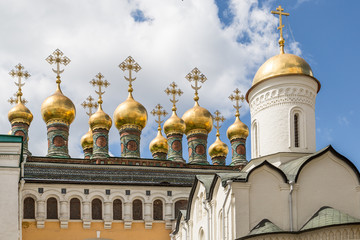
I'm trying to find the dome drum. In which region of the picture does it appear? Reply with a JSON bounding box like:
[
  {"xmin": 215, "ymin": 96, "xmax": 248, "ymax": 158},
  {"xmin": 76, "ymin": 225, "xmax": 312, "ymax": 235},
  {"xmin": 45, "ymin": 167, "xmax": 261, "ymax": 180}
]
[
  {"xmin": 46, "ymin": 122, "xmax": 70, "ymax": 158},
  {"xmin": 10, "ymin": 122, "xmax": 31, "ymax": 156},
  {"xmin": 166, "ymin": 133, "xmax": 185, "ymax": 162},
  {"xmin": 91, "ymin": 128, "xmax": 110, "ymax": 159},
  {"xmin": 120, "ymin": 128, "xmax": 141, "ymax": 158},
  {"xmin": 187, "ymin": 132, "xmax": 209, "ymax": 165}
]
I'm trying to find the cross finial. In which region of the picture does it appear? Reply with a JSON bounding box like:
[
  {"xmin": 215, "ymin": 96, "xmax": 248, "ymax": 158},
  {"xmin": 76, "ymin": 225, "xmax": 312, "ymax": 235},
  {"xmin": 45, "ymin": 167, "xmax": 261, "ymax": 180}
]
[
  {"xmin": 9, "ymin": 63, "xmax": 30, "ymax": 104},
  {"xmin": 90, "ymin": 73, "xmax": 110, "ymax": 106},
  {"xmin": 119, "ymin": 56, "xmax": 141, "ymax": 93},
  {"xmin": 213, "ymin": 110, "xmax": 225, "ymax": 137},
  {"xmin": 271, "ymin": 5, "xmax": 290, "ymax": 54},
  {"xmin": 151, "ymin": 104, "xmax": 168, "ymax": 131},
  {"xmin": 8, "ymin": 93, "xmax": 28, "ymax": 105},
  {"xmin": 229, "ymin": 88, "xmax": 244, "ymax": 117},
  {"xmin": 46, "ymin": 49, "xmax": 71, "ymax": 88},
  {"xmin": 165, "ymin": 82, "xmax": 183, "ymax": 112},
  {"xmin": 81, "ymin": 95, "xmax": 98, "ymax": 117},
  {"xmin": 185, "ymin": 67, "xmax": 207, "ymax": 103}
]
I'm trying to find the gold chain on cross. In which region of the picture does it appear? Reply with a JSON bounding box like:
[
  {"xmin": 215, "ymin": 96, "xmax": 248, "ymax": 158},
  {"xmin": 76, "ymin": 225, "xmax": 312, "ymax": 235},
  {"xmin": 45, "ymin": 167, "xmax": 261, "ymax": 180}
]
[
  {"xmin": 165, "ymin": 82, "xmax": 183, "ymax": 112},
  {"xmin": 229, "ymin": 88, "xmax": 244, "ymax": 117},
  {"xmin": 119, "ymin": 56, "xmax": 141, "ymax": 93},
  {"xmin": 8, "ymin": 63, "xmax": 30, "ymax": 104},
  {"xmin": 271, "ymin": 5, "xmax": 290, "ymax": 54},
  {"xmin": 151, "ymin": 104, "xmax": 168, "ymax": 130},
  {"xmin": 46, "ymin": 49, "xmax": 71, "ymax": 86},
  {"xmin": 213, "ymin": 110, "xmax": 225, "ymax": 137},
  {"xmin": 81, "ymin": 95, "xmax": 98, "ymax": 116},
  {"xmin": 90, "ymin": 73, "xmax": 110, "ymax": 106},
  {"xmin": 185, "ymin": 67, "xmax": 207, "ymax": 102}
]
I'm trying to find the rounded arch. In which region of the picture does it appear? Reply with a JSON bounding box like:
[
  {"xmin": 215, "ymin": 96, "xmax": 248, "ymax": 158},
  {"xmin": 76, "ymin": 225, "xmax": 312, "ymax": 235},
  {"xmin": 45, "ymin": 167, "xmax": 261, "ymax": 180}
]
[
  {"xmin": 246, "ymin": 161, "xmax": 288, "ymax": 183},
  {"xmin": 113, "ymin": 198, "xmax": 123, "ymax": 220},
  {"xmin": 174, "ymin": 199, "xmax": 188, "ymax": 219},
  {"xmin": 46, "ymin": 197, "xmax": 58, "ymax": 219},
  {"xmin": 69, "ymin": 197, "xmax": 81, "ymax": 220},
  {"xmin": 41, "ymin": 190, "xmax": 62, "ymax": 202},
  {"xmin": 289, "ymin": 106, "xmax": 306, "ymax": 149},
  {"xmin": 23, "ymin": 196, "xmax": 35, "ymax": 219},
  {"xmin": 109, "ymin": 194, "xmax": 125, "ymax": 203},
  {"xmin": 22, "ymin": 192, "xmax": 38, "ymax": 202},
  {"xmin": 87, "ymin": 191, "xmax": 106, "ymax": 202},
  {"xmin": 64, "ymin": 190, "xmax": 85, "ymax": 202},
  {"xmin": 251, "ymin": 119, "xmax": 260, "ymax": 158},
  {"xmin": 153, "ymin": 199, "xmax": 164, "ymax": 220},
  {"xmin": 91, "ymin": 198, "xmax": 103, "ymax": 220},
  {"xmin": 132, "ymin": 199, "xmax": 143, "ymax": 220}
]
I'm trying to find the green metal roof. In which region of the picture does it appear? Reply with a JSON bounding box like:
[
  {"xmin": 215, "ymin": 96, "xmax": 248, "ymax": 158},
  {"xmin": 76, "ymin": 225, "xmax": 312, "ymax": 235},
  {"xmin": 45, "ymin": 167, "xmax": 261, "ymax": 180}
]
[
  {"xmin": 196, "ymin": 175, "xmax": 216, "ymax": 199},
  {"xmin": 301, "ymin": 206, "xmax": 360, "ymax": 231},
  {"xmin": 279, "ymin": 146, "xmax": 330, "ymax": 181},
  {"xmin": 0, "ymin": 134, "xmax": 22, "ymax": 143},
  {"xmin": 248, "ymin": 219, "xmax": 283, "ymax": 236}
]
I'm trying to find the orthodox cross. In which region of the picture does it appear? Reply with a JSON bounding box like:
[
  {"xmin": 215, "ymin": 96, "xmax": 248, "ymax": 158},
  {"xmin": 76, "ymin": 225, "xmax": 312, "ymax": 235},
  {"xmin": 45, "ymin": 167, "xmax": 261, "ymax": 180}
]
[
  {"xmin": 89, "ymin": 73, "xmax": 110, "ymax": 106},
  {"xmin": 8, "ymin": 63, "xmax": 30, "ymax": 104},
  {"xmin": 213, "ymin": 110, "xmax": 225, "ymax": 137},
  {"xmin": 46, "ymin": 49, "xmax": 71, "ymax": 86},
  {"xmin": 271, "ymin": 5, "xmax": 289, "ymax": 54},
  {"xmin": 81, "ymin": 95, "xmax": 98, "ymax": 117},
  {"xmin": 229, "ymin": 88, "xmax": 244, "ymax": 117},
  {"xmin": 119, "ymin": 56, "xmax": 141, "ymax": 93},
  {"xmin": 164, "ymin": 82, "xmax": 183, "ymax": 112},
  {"xmin": 185, "ymin": 67, "xmax": 207, "ymax": 102},
  {"xmin": 151, "ymin": 104, "xmax": 168, "ymax": 131}
]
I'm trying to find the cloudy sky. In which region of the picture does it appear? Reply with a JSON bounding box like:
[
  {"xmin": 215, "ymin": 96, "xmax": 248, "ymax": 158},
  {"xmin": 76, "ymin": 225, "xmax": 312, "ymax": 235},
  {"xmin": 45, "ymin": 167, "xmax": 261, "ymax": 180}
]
[{"xmin": 0, "ymin": 0, "xmax": 359, "ymax": 168}]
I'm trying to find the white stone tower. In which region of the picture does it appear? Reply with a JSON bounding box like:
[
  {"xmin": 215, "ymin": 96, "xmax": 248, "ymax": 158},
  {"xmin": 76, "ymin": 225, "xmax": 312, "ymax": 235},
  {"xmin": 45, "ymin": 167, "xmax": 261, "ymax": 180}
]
[{"xmin": 246, "ymin": 6, "xmax": 321, "ymax": 160}]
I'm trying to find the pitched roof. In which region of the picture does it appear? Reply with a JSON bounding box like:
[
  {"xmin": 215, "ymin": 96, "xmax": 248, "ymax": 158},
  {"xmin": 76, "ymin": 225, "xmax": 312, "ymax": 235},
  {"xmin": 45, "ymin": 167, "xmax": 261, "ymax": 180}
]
[
  {"xmin": 248, "ymin": 219, "xmax": 283, "ymax": 236},
  {"xmin": 301, "ymin": 206, "xmax": 360, "ymax": 231}
]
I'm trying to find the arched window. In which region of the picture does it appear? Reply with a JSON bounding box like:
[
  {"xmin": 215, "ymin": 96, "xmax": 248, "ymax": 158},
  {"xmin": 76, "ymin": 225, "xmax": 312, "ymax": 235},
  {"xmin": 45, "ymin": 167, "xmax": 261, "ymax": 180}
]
[
  {"xmin": 294, "ymin": 113, "xmax": 299, "ymax": 147},
  {"xmin": 47, "ymin": 197, "xmax": 58, "ymax": 219},
  {"xmin": 92, "ymin": 198, "xmax": 102, "ymax": 220},
  {"xmin": 253, "ymin": 122, "xmax": 259, "ymax": 158},
  {"xmin": 70, "ymin": 198, "xmax": 81, "ymax": 220},
  {"xmin": 23, "ymin": 197, "xmax": 35, "ymax": 219},
  {"xmin": 132, "ymin": 199, "xmax": 143, "ymax": 220},
  {"xmin": 113, "ymin": 199, "xmax": 122, "ymax": 220},
  {"xmin": 153, "ymin": 199, "xmax": 163, "ymax": 220},
  {"xmin": 174, "ymin": 200, "xmax": 188, "ymax": 219}
]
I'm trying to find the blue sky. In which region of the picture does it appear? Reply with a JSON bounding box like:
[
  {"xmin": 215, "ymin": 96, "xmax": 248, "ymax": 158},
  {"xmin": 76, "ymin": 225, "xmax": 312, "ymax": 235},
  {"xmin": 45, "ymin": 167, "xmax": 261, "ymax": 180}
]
[{"xmin": 0, "ymin": 0, "xmax": 358, "ymax": 169}]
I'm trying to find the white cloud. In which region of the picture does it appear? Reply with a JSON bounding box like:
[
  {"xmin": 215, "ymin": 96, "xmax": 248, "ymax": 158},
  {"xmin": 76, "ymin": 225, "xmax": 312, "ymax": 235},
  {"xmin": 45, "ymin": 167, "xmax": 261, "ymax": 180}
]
[{"xmin": 0, "ymin": 0, "xmax": 300, "ymax": 159}]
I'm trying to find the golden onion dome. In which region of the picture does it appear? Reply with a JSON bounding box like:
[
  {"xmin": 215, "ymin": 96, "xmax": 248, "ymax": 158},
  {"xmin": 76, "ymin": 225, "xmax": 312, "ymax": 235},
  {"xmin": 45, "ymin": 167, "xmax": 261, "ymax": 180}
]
[
  {"xmin": 164, "ymin": 111, "xmax": 186, "ymax": 135},
  {"xmin": 149, "ymin": 129, "xmax": 168, "ymax": 154},
  {"xmin": 113, "ymin": 93, "xmax": 147, "ymax": 130},
  {"xmin": 41, "ymin": 87, "xmax": 76, "ymax": 125},
  {"xmin": 247, "ymin": 53, "xmax": 320, "ymax": 101},
  {"xmin": 209, "ymin": 136, "xmax": 229, "ymax": 158},
  {"xmin": 80, "ymin": 128, "xmax": 93, "ymax": 150},
  {"xmin": 227, "ymin": 116, "xmax": 249, "ymax": 141},
  {"xmin": 8, "ymin": 101, "xmax": 33, "ymax": 125},
  {"xmin": 89, "ymin": 106, "xmax": 112, "ymax": 131},
  {"xmin": 182, "ymin": 102, "xmax": 213, "ymax": 135}
]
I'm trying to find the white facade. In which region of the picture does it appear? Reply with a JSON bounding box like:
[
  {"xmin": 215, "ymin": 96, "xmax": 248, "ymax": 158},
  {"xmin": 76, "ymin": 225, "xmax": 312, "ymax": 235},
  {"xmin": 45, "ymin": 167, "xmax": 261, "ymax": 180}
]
[
  {"xmin": 0, "ymin": 139, "xmax": 22, "ymax": 240},
  {"xmin": 172, "ymin": 147, "xmax": 360, "ymax": 239},
  {"xmin": 247, "ymin": 75, "xmax": 319, "ymax": 159}
]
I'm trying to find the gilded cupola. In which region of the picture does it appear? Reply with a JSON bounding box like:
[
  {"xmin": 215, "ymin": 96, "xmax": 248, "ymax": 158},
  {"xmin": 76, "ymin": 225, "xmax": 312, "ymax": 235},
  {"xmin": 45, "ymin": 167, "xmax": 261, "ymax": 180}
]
[
  {"xmin": 182, "ymin": 68, "xmax": 213, "ymax": 135},
  {"xmin": 80, "ymin": 128, "xmax": 93, "ymax": 150},
  {"xmin": 80, "ymin": 95, "xmax": 98, "ymax": 156},
  {"xmin": 164, "ymin": 82, "xmax": 186, "ymax": 135},
  {"xmin": 113, "ymin": 56, "xmax": 147, "ymax": 131},
  {"xmin": 208, "ymin": 110, "xmax": 228, "ymax": 165},
  {"xmin": 149, "ymin": 104, "xmax": 168, "ymax": 159},
  {"xmin": 41, "ymin": 49, "xmax": 76, "ymax": 126},
  {"xmin": 227, "ymin": 89, "xmax": 249, "ymax": 141}
]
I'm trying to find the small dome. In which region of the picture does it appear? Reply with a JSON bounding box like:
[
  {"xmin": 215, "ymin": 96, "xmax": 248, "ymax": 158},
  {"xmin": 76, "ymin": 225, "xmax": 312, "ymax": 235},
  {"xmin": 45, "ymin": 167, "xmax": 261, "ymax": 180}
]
[
  {"xmin": 164, "ymin": 111, "xmax": 186, "ymax": 135},
  {"xmin": 182, "ymin": 102, "xmax": 213, "ymax": 135},
  {"xmin": 41, "ymin": 87, "xmax": 76, "ymax": 125},
  {"xmin": 209, "ymin": 136, "xmax": 229, "ymax": 158},
  {"xmin": 8, "ymin": 101, "xmax": 33, "ymax": 125},
  {"xmin": 113, "ymin": 93, "xmax": 147, "ymax": 130},
  {"xmin": 80, "ymin": 128, "xmax": 93, "ymax": 150},
  {"xmin": 149, "ymin": 130, "xmax": 168, "ymax": 154},
  {"xmin": 89, "ymin": 106, "xmax": 112, "ymax": 131},
  {"xmin": 227, "ymin": 116, "xmax": 249, "ymax": 141}
]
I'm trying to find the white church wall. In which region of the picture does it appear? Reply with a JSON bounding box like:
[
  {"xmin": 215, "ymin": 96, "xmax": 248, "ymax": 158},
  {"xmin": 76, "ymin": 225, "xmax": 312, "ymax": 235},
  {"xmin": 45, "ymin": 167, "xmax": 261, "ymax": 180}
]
[
  {"xmin": 248, "ymin": 75, "xmax": 318, "ymax": 158},
  {"xmin": 295, "ymin": 152, "xmax": 360, "ymax": 230}
]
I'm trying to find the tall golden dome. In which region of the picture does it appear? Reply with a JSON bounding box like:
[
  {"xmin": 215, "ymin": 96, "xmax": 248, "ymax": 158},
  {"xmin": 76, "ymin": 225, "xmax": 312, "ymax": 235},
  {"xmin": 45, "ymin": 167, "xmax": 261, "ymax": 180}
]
[
  {"xmin": 182, "ymin": 102, "xmax": 213, "ymax": 135},
  {"xmin": 209, "ymin": 136, "xmax": 228, "ymax": 158},
  {"xmin": 164, "ymin": 111, "xmax": 186, "ymax": 135},
  {"xmin": 227, "ymin": 116, "xmax": 249, "ymax": 141},
  {"xmin": 41, "ymin": 86, "xmax": 76, "ymax": 125},
  {"xmin": 8, "ymin": 100, "xmax": 33, "ymax": 125},
  {"xmin": 80, "ymin": 128, "xmax": 93, "ymax": 150},
  {"xmin": 89, "ymin": 106, "xmax": 112, "ymax": 131},
  {"xmin": 149, "ymin": 129, "xmax": 168, "ymax": 154},
  {"xmin": 113, "ymin": 92, "xmax": 147, "ymax": 130}
]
